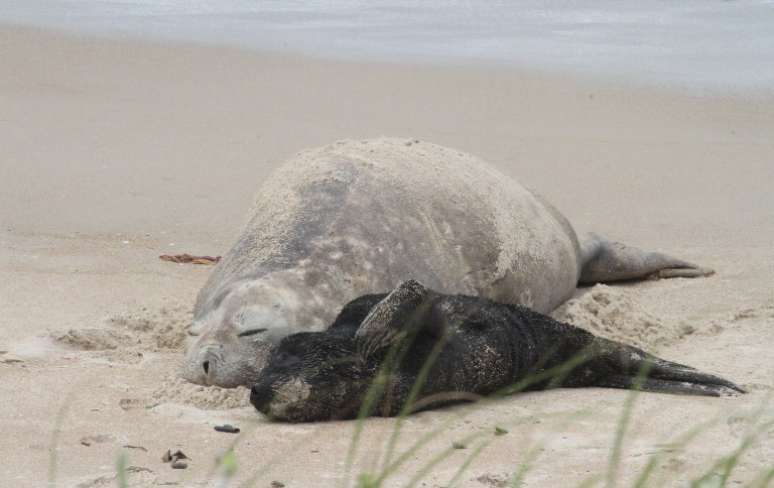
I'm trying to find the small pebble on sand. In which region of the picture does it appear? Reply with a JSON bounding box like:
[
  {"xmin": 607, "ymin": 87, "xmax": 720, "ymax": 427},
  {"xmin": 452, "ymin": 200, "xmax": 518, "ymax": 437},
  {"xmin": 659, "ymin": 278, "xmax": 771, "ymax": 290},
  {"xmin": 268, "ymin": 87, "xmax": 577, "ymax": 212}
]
[{"xmin": 214, "ymin": 424, "xmax": 240, "ymax": 434}]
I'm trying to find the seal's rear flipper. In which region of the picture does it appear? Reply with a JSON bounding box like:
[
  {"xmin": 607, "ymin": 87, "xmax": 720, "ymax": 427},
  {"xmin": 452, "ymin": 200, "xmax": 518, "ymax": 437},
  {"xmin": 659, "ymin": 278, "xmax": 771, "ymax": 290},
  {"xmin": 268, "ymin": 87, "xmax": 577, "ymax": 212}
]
[
  {"xmin": 594, "ymin": 375, "xmax": 742, "ymax": 397},
  {"xmin": 647, "ymin": 358, "xmax": 744, "ymax": 393},
  {"xmin": 579, "ymin": 233, "xmax": 714, "ymax": 284},
  {"xmin": 584, "ymin": 337, "xmax": 745, "ymax": 396}
]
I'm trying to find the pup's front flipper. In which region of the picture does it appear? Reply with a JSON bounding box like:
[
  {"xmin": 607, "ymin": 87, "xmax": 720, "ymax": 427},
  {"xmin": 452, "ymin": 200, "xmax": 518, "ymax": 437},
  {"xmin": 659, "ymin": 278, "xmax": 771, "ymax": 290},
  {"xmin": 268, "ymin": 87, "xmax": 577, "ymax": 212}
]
[
  {"xmin": 355, "ymin": 279, "xmax": 439, "ymax": 359},
  {"xmin": 586, "ymin": 338, "xmax": 745, "ymax": 397}
]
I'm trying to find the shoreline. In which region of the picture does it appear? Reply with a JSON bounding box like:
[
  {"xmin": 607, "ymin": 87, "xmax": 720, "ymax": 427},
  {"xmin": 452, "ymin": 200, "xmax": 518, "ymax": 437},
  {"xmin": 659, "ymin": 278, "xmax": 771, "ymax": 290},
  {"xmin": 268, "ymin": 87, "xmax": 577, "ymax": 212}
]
[{"xmin": 3, "ymin": 22, "xmax": 774, "ymax": 100}]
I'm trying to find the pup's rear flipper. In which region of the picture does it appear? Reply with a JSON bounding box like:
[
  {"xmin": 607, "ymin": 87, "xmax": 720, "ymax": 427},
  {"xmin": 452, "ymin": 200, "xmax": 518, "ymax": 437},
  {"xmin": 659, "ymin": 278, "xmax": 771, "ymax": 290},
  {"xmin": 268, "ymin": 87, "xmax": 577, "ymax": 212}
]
[
  {"xmin": 587, "ymin": 338, "xmax": 745, "ymax": 397},
  {"xmin": 596, "ymin": 374, "xmax": 743, "ymax": 397},
  {"xmin": 579, "ymin": 233, "xmax": 714, "ymax": 284}
]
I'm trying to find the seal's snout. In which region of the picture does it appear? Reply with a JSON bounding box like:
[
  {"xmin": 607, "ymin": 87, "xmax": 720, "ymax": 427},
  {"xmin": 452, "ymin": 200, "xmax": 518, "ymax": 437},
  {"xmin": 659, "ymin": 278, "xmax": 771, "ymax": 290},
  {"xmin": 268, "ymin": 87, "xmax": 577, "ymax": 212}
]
[
  {"xmin": 180, "ymin": 342, "xmax": 227, "ymax": 386},
  {"xmin": 180, "ymin": 330, "xmax": 273, "ymax": 388},
  {"xmin": 197, "ymin": 347, "xmax": 222, "ymax": 384},
  {"xmin": 250, "ymin": 383, "xmax": 273, "ymax": 413},
  {"xmin": 249, "ymin": 377, "xmax": 313, "ymax": 421}
]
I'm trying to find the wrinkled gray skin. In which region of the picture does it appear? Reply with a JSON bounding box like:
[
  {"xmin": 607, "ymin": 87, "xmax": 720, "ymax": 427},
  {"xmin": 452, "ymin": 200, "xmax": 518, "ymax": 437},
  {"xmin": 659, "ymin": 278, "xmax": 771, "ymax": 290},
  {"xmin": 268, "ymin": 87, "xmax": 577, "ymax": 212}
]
[
  {"xmin": 250, "ymin": 280, "xmax": 743, "ymax": 422},
  {"xmin": 182, "ymin": 138, "xmax": 712, "ymax": 387}
]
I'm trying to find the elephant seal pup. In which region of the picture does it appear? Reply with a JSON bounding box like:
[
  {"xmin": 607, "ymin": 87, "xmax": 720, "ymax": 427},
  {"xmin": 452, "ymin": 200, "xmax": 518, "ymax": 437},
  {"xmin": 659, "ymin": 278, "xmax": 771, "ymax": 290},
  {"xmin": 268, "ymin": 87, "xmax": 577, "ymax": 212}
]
[
  {"xmin": 183, "ymin": 138, "xmax": 713, "ymax": 387},
  {"xmin": 250, "ymin": 281, "xmax": 743, "ymax": 422}
]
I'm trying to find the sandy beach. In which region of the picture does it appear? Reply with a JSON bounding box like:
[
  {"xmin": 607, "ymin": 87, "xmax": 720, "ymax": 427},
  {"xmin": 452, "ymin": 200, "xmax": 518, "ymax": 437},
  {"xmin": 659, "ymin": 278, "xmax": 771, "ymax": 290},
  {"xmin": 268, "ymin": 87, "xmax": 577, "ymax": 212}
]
[{"xmin": 1, "ymin": 25, "xmax": 773, "ymax": 487}]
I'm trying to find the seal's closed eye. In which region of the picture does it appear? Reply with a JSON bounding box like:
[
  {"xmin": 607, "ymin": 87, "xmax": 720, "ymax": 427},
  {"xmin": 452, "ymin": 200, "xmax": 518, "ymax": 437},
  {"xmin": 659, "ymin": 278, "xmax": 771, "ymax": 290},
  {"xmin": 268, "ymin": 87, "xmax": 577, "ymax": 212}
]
[{"xmin": 238, "ymin": 328, "xmax": 268, "ymax": 337}]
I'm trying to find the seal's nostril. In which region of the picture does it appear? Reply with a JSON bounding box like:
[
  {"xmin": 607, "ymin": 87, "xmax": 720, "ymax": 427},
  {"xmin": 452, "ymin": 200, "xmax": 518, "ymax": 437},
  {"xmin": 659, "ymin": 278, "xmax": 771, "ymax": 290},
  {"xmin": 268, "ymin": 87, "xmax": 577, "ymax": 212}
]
[{"xmin": 202, "ymin": 360, "xmax": 210, "ymax": 375}]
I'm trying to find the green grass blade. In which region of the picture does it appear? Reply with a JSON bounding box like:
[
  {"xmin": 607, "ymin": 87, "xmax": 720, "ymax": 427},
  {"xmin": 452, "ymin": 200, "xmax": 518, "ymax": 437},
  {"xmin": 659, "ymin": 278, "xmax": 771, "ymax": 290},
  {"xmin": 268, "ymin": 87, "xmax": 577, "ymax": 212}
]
[
  {"xmin": 691, "ymin": 418, "xmax": 774, "ymax": 488},
  {"xmin": 344, "ymin": 332, "xmax": 418, "ymax": 487},
  {"xmin": 446, "ymin": 440, "xmax": 491, "ymax": 488},
  {"xmin": 116, "ymin": 450, "xmax": 128, "ymax": 488},
  {"xmin": 575, "ymin": 474, "xmax": 603, "ymax": 488},
  {"xmin": 47, "ymin": 390, "xmax": 74, "ymax": 488},
  {"xmin": 509, "ymin": 408, "xmax": 593, "ymax": 487},
  {"xmin": 605, "ymin": 362, "xmax": 652, "ymax": 488},
  {"xmin": 632, "ymin": 414, "xmax": 723, "ymax": 488},
  {"xmin": 402, "ymin": 430, "xmax": 482, "ymax": 488},
  {"xmin": 746, "ymin": 466, "xmax": 774, "ymax": 488},
  {"xmin": 508, "ymin": 447, "xmax": 541, "ymax": 488},
  {"xmin": 380, "ymin": 332, "xmax": 449, "ymax": 471}
]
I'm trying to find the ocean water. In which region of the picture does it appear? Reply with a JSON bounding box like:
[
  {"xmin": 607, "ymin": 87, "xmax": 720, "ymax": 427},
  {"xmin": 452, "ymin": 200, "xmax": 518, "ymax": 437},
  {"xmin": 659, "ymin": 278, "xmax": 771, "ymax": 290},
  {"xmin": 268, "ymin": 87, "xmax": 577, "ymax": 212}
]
[{"xmin": 2, "ymin": 0, "xmax": 773, "ymax": 92}]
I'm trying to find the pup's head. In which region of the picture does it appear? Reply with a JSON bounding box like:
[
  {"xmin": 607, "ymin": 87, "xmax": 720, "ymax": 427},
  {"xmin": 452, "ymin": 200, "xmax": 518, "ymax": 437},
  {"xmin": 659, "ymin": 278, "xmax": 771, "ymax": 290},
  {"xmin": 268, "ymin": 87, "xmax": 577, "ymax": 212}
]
[{"xmin": 250, "ymin": 332, "xmax": 371, "ymax": 422}]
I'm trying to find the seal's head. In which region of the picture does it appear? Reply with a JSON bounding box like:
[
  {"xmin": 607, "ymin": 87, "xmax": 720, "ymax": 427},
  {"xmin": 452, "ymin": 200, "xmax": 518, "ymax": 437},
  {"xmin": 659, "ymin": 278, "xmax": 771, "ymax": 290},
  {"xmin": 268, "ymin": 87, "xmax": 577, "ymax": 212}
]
[
  {"xmin": 250, "ymin": 332, "xmax": 370, "ymax": 422},
  {"xmin": 180, "ymin": 280, "xmax": 309, "ymax": 387}
]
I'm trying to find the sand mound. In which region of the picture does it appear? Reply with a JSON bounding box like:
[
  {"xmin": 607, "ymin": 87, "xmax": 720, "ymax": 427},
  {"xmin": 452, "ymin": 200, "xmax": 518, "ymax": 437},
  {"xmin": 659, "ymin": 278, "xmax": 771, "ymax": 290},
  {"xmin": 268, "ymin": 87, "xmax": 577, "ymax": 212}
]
[
  {"xmin": 54, "ymin": 328, "xmax": 134, "ymax": 350},
  {"xmin": 51, "ymin": 303, "xmax": 254, "ymax": 409},
  {"xmin": 150, "ymin": 376, "xmax": 251, "ymax": 410},
  {"xmin": 551, "ymin": 285, "xmax": 694, "ymax": 351},
  {"xmin": 106, "ymin": 305, "xmax": 190, "ymax": 351},
  {"xmin": 52, "ymin": 304, "xmax": 190, "ymax": 355}
]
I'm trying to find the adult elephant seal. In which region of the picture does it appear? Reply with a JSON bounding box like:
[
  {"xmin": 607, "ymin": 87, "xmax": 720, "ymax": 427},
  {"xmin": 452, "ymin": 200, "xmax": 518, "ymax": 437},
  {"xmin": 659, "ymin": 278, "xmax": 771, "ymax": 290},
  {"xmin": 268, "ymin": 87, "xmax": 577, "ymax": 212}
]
[{"xmin": 182, "ymin": 138, "xmax": 712, "ymax": 387}]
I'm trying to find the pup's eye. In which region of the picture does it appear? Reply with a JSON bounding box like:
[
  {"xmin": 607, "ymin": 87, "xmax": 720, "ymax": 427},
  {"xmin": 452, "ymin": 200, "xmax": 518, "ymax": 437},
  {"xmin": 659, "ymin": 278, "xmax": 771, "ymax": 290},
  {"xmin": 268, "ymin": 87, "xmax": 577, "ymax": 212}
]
[{"xmin": 238, "ymin": 328, "xmax": 267, "ymax": 337}]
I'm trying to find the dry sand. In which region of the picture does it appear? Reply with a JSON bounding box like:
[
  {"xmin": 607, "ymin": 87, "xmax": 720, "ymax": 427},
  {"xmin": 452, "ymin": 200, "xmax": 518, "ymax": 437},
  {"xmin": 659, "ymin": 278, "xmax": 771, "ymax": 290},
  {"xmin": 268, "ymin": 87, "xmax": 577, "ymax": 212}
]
[{"xmin": 1, "ymin": 25, "xmax": 773, "ymax": 488}]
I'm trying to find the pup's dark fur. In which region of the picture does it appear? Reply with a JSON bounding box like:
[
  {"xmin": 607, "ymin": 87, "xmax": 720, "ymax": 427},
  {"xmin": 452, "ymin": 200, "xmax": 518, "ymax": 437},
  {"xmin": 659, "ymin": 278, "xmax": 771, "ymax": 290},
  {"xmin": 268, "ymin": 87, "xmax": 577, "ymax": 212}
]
[{"xmin": 250, "ymin": 280, "xmax": 743, "ymax": 422}]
